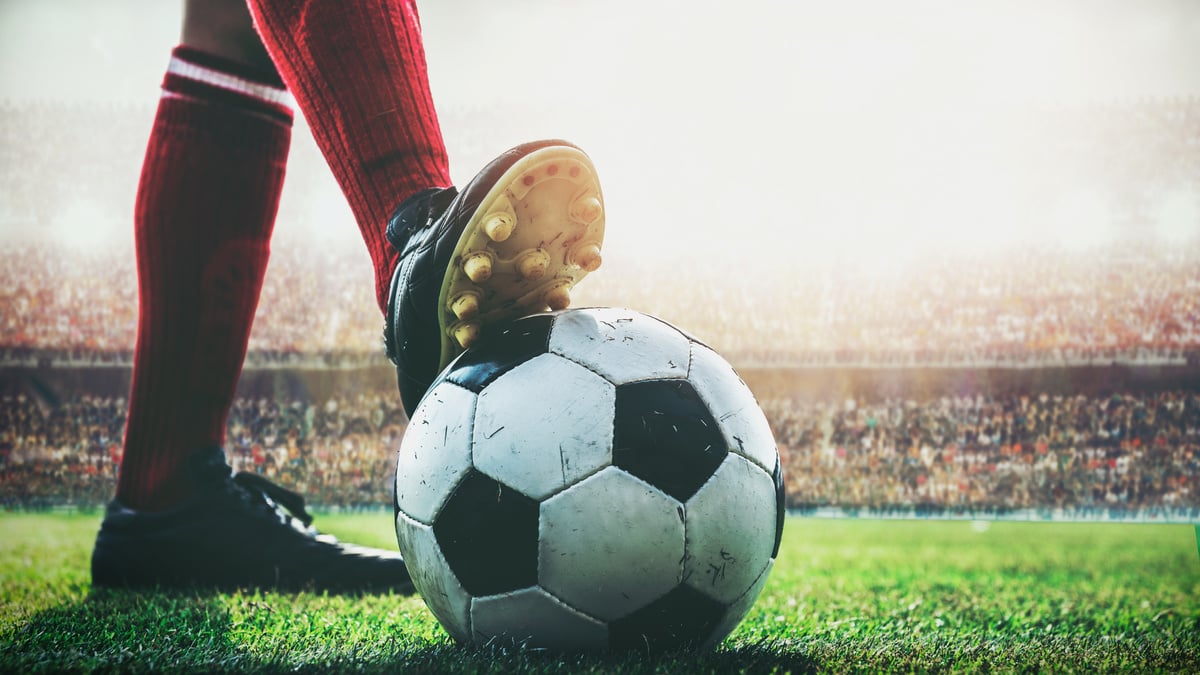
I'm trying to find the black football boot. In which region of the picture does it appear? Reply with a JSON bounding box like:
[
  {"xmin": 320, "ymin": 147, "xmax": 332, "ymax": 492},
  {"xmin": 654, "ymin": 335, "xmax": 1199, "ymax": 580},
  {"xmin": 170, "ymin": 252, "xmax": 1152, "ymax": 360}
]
[
  {"xmin": 91, "ymin": 447, "xmax": 413, "ymax": 594},
  {"xmin": 384, "ymin": 140, "xmax": 605, "ymax": 416}
]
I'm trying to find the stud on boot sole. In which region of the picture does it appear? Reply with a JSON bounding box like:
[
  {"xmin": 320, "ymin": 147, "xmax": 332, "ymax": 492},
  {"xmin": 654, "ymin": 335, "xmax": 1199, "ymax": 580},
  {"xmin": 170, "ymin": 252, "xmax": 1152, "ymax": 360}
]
[{"xmin": 435, "ymin": 144, "xmax": 606, "ymax": 369}]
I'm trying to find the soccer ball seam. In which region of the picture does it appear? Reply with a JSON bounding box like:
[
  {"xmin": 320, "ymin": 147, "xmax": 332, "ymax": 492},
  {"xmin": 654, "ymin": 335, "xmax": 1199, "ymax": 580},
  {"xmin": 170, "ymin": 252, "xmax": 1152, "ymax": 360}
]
[{"xmin": 394, "ymin": 380, "xmax": 478, "ymax": 526}]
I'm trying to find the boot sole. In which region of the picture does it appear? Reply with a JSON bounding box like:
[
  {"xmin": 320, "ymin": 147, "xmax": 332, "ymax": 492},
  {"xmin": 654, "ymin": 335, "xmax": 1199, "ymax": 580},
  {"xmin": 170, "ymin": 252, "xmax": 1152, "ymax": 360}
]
[{"xmin": 437, "ymin": 145, "xmax": 605, "ymax": 368}]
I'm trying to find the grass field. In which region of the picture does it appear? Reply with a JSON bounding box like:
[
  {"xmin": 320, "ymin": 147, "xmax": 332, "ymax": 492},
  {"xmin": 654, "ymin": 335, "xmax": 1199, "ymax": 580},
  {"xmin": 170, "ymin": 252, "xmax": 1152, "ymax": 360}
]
[{"xmin": 1, "ymin": 512, "xmax": 1197, "ymax": 673}]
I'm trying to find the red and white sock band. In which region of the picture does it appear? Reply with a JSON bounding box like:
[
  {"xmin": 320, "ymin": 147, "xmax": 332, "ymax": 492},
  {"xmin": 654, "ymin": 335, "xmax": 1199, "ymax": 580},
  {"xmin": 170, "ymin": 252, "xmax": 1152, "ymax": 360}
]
[{"xmin": 163, "ymin": 46, "xmax": 293, "ymax": 124}]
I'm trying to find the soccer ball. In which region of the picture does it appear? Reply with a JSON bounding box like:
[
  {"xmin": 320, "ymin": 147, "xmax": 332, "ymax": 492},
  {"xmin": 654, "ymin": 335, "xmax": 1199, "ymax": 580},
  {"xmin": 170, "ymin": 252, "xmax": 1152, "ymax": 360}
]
[{"xmin": 393, "ymin": 308, "xmax": 784, "ymax": 651}]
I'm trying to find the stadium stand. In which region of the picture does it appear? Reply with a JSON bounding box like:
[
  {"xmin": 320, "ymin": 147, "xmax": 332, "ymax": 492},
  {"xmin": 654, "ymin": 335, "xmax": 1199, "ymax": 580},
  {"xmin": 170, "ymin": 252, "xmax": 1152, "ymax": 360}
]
[
  {"xmin": 2, "ymin": 98, "xmax": 1198, "ymax": 516},
  {"xmin": 2, "ymin": 237, "xmax": 1199, "ymax": 368},
  {"xmin": 769, "ymin": 391, "xmax": 1199, "ymax": 519},
  {"xmin": 1, "ymin": 389, "xmax": 1196, "ymax": 517}
]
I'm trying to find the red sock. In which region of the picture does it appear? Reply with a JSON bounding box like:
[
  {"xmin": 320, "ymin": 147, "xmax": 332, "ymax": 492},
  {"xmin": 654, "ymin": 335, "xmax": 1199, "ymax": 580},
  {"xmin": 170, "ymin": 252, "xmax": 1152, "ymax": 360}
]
[
  {"xmin": 247, "ymin": 0, "xmax": 452, "ymax": 312},
  {"xmin": 116, "ymin": 47, "xmax": 293, "ymax": 511}
]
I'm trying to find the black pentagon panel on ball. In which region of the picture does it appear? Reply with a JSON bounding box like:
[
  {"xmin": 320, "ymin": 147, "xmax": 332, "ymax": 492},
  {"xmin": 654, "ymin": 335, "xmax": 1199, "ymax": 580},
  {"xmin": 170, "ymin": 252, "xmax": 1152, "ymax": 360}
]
[
  {"xmin": 432, "ymin": 469, "xmax": 539, "ymax": 596},
  {"xmin": 608, "ymin": 585, "xmax": 727, "ymax": 652},
  {"xmin": 772, "ymin": 454, "xmax": 786, "ymax": 559},
  {"xmin": 612, "ymin": 379, "xmax": 727, "ymax": 502},
  {"xmin": 441, "ymin": 313, "xmax": 555, "ymax": 393}
]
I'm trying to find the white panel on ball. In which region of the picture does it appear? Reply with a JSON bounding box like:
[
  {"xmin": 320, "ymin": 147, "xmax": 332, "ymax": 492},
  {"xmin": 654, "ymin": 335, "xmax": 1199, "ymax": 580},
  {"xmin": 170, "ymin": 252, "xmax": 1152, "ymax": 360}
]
[
  {"xmin": 682, "ymin": 454, "xmax": 776, "ymax": 604},
  {"xmin": 394, "ymin": 382, "xmax": 477, "ymax": 525},
  {"xmin": 473, "ymin": 353, "xmax": 616, "ymax": 500},
  {"xmin": 539, "ymin": 466, "xmax": 685, "ymax": 622},
  {"xmin": 395, "ymin": 511, "xmax": 472, "ymax": 644},
  {"xmin": 687, "ymin": 344, "xmax": 778, "ymax": 472},
  {"xmin": 548, "ymin": 307, "xmax": 691, "ymax": 385},
  {"xmin": 471, "ymin": 586, "xmax": 609, "ymax": 650}
]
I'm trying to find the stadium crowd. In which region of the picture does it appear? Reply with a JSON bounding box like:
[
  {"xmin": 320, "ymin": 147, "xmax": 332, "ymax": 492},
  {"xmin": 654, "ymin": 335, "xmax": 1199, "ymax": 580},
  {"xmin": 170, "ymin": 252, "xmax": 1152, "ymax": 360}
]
[
  {"xmin": 0, "ymin": 390, "xmax": 406, "ymax": 510},
  {"xmin": 580, "ymin": 240, "xmax": 1200, "ymax": 368},
  {"xmin": 2, "ymin": 98, "xmax": 1198, "ymax": 517},
  {"xmin": 2, "ymin": 388, "xmax": 1197, "ymax": 517},
  {"xmin": 768, "ymin": 390, "xmax": 1200, "ymax": 517},
  {"xmin": 4, "ymin": 238, "xmax": 1199, "ymax": 369},
  {"xmin": 3, "ymin": 97, "xmax": 1200, "ymax": 368}
]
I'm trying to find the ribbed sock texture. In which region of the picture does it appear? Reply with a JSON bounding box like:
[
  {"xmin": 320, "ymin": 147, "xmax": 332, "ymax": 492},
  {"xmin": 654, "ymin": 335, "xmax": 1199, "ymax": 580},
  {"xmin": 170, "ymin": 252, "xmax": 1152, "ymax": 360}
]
[
  {"xmin": 247, "ymin": 0, "xmax": 452, "ymax": 312},
  {"xmin": 116, "ymin": 47, "xmax": 293, "ymax": 511}
]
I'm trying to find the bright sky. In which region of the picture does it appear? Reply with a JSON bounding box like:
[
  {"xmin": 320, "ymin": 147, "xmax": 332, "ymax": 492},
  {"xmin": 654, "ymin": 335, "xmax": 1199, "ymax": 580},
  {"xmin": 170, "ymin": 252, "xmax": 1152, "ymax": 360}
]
[{"xmin": 1, "ymin": 0, "xmax": 1198, "ymax": 262}]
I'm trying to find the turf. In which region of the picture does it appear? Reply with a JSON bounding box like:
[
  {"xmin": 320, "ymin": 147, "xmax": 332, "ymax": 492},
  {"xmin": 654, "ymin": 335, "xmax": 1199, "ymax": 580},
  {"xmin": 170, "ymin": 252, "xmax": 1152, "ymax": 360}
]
[{"xmin": 1, "ymin": 512, "xmax": 1196, "ymax": 673}]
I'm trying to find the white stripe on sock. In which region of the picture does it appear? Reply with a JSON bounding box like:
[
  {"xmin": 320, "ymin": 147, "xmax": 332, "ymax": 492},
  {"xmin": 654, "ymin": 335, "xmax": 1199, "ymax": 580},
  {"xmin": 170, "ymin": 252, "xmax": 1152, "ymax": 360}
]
[{"xmin": 167, "ymin": 57, "xmax": 293, "ymax": 109}]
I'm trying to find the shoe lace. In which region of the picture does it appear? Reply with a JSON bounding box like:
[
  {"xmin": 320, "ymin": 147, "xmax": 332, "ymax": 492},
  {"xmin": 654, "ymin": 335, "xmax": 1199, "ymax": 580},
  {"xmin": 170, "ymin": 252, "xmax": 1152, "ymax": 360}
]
[
  {"xmin": 384, "ymin": 186, "xmax": 459, "ymax": 249},
  {"xmin": 232, "ymin": 471, "xmax": 315, "ymax": 529}
]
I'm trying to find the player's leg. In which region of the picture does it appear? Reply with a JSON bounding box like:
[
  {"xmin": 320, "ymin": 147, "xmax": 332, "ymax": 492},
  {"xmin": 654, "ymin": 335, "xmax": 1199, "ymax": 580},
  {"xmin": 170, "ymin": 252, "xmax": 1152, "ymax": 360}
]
[
  {"xmin": 114, "ymin": 0, "xmax": 288, "ymax": 515},
  {"xmin": 92, "ymin": 0, "xmax": 411, "ymax": 593},
  {"xmin": 246, "ymin": 0, "xmax": 606, "ymax": 415}
]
